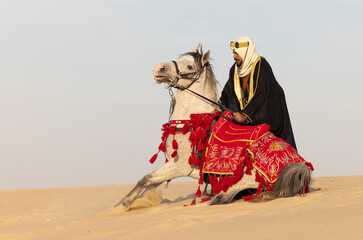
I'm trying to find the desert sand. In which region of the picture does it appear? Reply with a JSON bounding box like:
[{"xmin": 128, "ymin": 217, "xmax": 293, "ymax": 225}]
[{"xmin": 1, "ymin": 175, "xmax": 362, "ymax": 240}]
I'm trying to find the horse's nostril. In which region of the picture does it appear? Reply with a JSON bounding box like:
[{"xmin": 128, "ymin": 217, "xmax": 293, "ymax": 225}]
[{"xmin": 160, "ymin": 67, "xmax": 165, "ymax": 72}]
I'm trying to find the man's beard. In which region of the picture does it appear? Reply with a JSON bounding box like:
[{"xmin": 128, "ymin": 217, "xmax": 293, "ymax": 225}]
[{"xmin": 235, "ymin": 59, "xmax": 243, "ymax": 67}]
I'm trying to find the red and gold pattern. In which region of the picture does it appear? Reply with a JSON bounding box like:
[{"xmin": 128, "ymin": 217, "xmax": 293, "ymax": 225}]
[
  {"xmin": 201, "ymin": 111, "xmax": 313, "ymax": 199},
  {"xmin": 203, "ymin": 112, "xmax": 270, "ymax": 175},
  {"xmin": 247, "ymin": 132, "xmax": 309, "ymax": 184}
]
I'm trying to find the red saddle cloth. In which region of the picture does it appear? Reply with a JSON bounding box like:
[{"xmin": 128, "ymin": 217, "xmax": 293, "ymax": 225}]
[
  {"xmin": 247, "ymin": 132, "xmax": 309, "ymax": 184},
  {"xmin": 203, "ymin": 112, "xmax": 270, "ymax": 176},
  {"xmin": 202, "ymin": 112, "xmax": 312, "ymax": 196}
]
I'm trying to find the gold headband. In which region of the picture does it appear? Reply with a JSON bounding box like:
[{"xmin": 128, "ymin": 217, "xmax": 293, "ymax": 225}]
[{"xmin": 230, "ymin": 41, "xmax": 249, "ymax": 48}]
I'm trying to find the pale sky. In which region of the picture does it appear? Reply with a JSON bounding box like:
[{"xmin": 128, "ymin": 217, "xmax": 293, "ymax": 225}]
[{"xmin": 1, "ymin": 0, "xmax": 362, "ymax": 189}]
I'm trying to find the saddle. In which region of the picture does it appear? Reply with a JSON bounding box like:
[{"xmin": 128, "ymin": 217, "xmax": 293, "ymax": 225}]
[
  {"xmin": 203, "ymin": 112, "xmax": 270, "ymax": 176},
  {"xmin": 200, "ymin": 111, "xmax": 310, "ymax": 197}
]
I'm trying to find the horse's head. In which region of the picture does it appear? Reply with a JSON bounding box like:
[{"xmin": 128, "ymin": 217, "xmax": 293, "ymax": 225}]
[{"xmin": 153, "ymin": 44, "xmax": 211, "ymax": 88}]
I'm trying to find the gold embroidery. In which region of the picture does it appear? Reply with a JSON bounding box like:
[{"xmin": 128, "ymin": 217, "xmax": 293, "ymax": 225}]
[
  {"xmin": 211, "ymin": 133, "xmax": 253, "ymax": 143},
  {"xmin": 269, "ymin": 141, "xmax": 287, "ymax": 151},
  {"xmin": 229, "ymin": 125, "xmax": 251, "ymax": 131},
  {"xmin": 225, "ymin": 131, "xmax": 252, "ymax": 135}
]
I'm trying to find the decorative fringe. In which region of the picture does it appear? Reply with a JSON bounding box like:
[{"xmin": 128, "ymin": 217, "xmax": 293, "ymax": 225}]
[
  {"xmin": 150, "ymin": 111, "xmax": 223, "ymax": 206},
  {"xmin": 242, "ymin": 195, "xmax": 256, "ymax": 201},
  {"xmin": 149, "ymin": 153, "xmax": 158, "ymax": 164},
  {"xmin": 305, "ymin": 162, "xmax": 314, "ymax": 171},
  {"xmin": 244, "ymin": 153, "xmax": 254, "ymax": 175},
  {"xmin": 195, "ymin": 186, "xmax": 202, "ymax": 197},
  {"xmin": 201, "ymin": 197, "xmax": 211, "ymax": 203},
  {"xmin": 255, "ymin": 172, "xmax": 266, "ymax": 195},
  {"xmin": 182, "ymin": 124, "xmax": 191, "ymax": 134},
  {"xmin": 197, "ymin": 141, "xmax": 205, "ymax": 151},
  {"xmin": 169, "ymin": 125, "xmax": 176, "ymax": 135},
  {"xmin": 172, "ymin": 138, "xmax": 178, "ymax": 150},
  {"xmin": 188, "ymin": 154, "xmax": 199, "ymax": 165},
  {"xmin": 158, "ymin": 142, "xmax": 166, "ymax": 152},
  {"xmin": 303, "ymin": 182, "xmax": 310, "ymax": 194},
  {"xmin": 188, "ymin": 131, "xmax": 196, "ymax": 141},
  {"xmin": 243, "ymin": 172, "xmax": 269, "ymax": 201},
  {"xmin": 208, "ymin": 175, "xmax": 217, "ymax": 185}
]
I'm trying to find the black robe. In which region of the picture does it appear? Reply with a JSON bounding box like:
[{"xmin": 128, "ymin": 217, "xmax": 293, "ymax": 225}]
[{"xmin": 220, "ymin": 57, "xmax": 297, "ymax": 150}]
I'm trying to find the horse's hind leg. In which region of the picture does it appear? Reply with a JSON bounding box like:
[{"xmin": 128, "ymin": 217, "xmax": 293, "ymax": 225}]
[{"xmin": 208, "ymin": 170, "xmax": 258, "ymax": 205}]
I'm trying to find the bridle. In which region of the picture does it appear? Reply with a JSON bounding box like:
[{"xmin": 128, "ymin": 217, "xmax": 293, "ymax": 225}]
[
  {"xmin": 170, "ymin": 60, "xmax": 203, "ymax": 90},
  {"xmin": 166, "ymin": 60, "xmax": 236, "ymax": 123}
]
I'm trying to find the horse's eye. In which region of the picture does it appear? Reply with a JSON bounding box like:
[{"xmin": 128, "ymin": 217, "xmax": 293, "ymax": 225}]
[{"xmin": 187, "ymin": 65, "xmax": 193, "ymax": 70}]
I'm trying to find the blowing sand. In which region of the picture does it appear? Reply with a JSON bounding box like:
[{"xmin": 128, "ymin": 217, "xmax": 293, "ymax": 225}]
[{"xmin": 1, "ymin": 175, "xmax": 362, "ymax": 240}]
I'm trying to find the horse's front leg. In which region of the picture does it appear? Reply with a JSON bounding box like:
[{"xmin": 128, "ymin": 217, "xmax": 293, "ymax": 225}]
[
  {"xmin": 113, "ymin": 173, "xmax": 153, "ymax": 211},
  {"xmin": 113, "ymin": 162, "xmax": 186, "ymax": 212}
]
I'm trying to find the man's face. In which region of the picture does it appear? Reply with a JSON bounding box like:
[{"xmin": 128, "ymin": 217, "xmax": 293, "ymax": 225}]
[{"xmin": 233, "ymin": 50, "xmax": 243, "ymax": 66}]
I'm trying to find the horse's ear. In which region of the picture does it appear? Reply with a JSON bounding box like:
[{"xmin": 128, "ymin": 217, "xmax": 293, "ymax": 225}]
[
  {"xmin": 201, "ymin": 50, "xmax": 210, "ymax": 67},
  {"xmin": 193, "ymin": 43, "xmax": 201, "ymax": 53}
]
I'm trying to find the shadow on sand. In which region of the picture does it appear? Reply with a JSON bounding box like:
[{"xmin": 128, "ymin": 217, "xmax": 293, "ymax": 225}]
[{"xmin": 161, "ymin": 193, "xmax": 195, "ymax": 204}]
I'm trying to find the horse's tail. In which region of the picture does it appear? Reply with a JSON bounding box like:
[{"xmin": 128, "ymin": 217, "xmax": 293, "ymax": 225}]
[{"xmin": 256, "ymin": 162, "xmax": 312, "ymax": 201}]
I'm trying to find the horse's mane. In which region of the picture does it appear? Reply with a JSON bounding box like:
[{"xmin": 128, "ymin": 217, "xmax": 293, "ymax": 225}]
[{"xmin": 180, "ymin": 51, "xmax": 219, "ymax": 98}]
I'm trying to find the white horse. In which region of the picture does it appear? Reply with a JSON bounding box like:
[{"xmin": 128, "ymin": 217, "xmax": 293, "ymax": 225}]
[{"xmin": 113, "ymin": 44, "xmax": 311, "ymax": 212}]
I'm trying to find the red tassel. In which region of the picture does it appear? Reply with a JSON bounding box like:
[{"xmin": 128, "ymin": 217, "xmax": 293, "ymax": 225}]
[
  {"xmin": 169, "ymin": 126, "xmax": 176, "ymax": 135},
  {"xmin": 257, "ymin": 184, "xmax": 263, "ymax": 195},
  {"xmin": 171, "ymin": 150, "xmax": 177, "ymax": 158},
  {"xmin": 305, "ymin": 162, "xmax": 314, "ymax": 171},
  {"xmin": 188, "ymin": 155, "xmax": 193, "ymax": 165},
  {"xmin": 196, "ymin": 128, "xmax": 202, "ymax": 139},
  {"xmin": 195, "ymin": 186, "xmax": 202, "ymax": 197},
  {"xmin": 197, "ymin": 141, "xmax": 205, "ymax": 151},
  {"xmin": 255, "ymin": 172, "xmax": 261, "ymax": 182},
  {"xmin": 162, "ymin": 130, "xmax": 169, "ymax": 139},
  {"xmin": 190, "ymin": 198, "xmax": 196, "ymax": 205},
  {"xmin": 244, "ymin": 157, "xmax": 253, "ymax": 175},
  {"xmin": 189, "ymin": 131, "xmax": 196, "ymax": 141},
  {"xmin": 222, "ymin": 184, "xmax": 230, "ymax": 193},
  {"xmin": 199, "ymin": 130, "xmax": 207, "ymax": 140},
  {"xmin": 172, "ymin": 138, "xmax": 178, "ymax": 149},
  {"xmin": 213, "ymin": 183, "xmax": 222, "ymax": 194},
  {"xmin": 208, "ymin": 175, "xmax": 217, "ymax": 185},
  {"xmin": 182, "ymin": 124, "xmax": 190, "ymax": 134},
  {"xmin": 255, "ymin": 172, "xmax": 266, "ymax": 195},
  {"xmin": 243, "ymin": 195, "xmax": 256, "ymax": 201},
  {"xmin": 201, "ymin": 197, "xmax": 211, "ymax": 203},
  {"xmin": 188, "ymin": 154, "xmax": 199, "ymax": 165},
  {"xmin": 165, "ymin": 158, "xmax": 169, "ymax": 163},
  {"xmin": 149, "ymin": 153, "xmax": 158, "ymax": 164},
  {"xmin": 266, "ymin": 183, "xmax": 274, "ymax": 191},
  {"xmin": 158, "ymin": 141, "xmax": 166, "ymax": 152},
  {"xmin": 304, "ymin": 183, "xmax": 310, "ymax": 194}
]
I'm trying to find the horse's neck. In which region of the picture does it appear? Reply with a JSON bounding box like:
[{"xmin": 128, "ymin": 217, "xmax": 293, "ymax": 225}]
[{"xmin": 170, "ymin": 72, "xmax": 217, "ymax": 120}]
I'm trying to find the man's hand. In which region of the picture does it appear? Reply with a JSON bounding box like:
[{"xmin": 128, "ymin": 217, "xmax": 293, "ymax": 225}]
[{"xmin": 233, "ymin": 112, "xmax": 247, "ymax": 123}]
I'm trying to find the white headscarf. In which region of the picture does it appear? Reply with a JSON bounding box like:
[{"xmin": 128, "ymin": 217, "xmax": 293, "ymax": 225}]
[{"xmin": 230, "ymin": 37, "xmax": 259, "ymax": 78}]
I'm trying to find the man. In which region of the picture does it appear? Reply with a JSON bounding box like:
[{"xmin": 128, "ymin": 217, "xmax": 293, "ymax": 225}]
[{"xmin": 220, "ymin": 37, "xmax": 297, "ymax": 150}]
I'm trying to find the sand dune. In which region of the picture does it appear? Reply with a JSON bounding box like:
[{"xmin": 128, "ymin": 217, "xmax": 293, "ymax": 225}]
[{"xmin": 1, "ymin": 175, "xmax": 362, "ymax": 240}]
